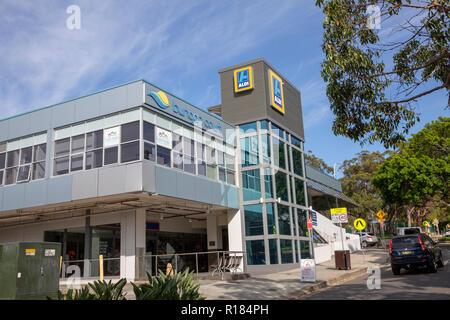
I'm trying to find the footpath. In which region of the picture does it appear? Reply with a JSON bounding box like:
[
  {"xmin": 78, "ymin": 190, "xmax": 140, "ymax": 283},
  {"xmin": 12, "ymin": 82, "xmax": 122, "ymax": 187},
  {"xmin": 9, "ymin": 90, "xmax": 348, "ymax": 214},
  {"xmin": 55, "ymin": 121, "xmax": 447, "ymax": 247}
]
[{"xmin": 197, "ymin": 248, "xmax": 390, "ymax": 300}]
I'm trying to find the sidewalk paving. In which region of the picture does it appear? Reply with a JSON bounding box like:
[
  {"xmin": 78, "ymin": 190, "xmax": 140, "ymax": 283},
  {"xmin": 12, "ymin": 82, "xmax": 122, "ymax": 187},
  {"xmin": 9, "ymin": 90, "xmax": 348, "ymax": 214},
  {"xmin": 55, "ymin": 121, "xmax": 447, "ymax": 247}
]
[{"xmin": 197, "ymin": 248, "xmax": 390, "ymax": 300}]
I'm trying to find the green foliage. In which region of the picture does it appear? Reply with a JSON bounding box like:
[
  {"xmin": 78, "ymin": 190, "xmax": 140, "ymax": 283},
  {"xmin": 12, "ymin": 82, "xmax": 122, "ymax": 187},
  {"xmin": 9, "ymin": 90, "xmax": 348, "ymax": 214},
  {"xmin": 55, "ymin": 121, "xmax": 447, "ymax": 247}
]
[
  {"xmin": 438, "ymin": 237, "xmax": 450, "ymax": 242},
  {"xmin": 50, "ymin": 286, "xmax": 94, "ymax": 300},
  {"xmin": 372, "ymin": 117, "xmax": 450, "ymax": 224},
  {"xmin": 339, "ymin": 150, "xmax": 391, "ymax": 219},
  {"xmin": 49, "ymin": 279, "xmax": 128, "ymax": 300},
  {"xmin": 315, "ymin": 0, "xmax": 449, "ymax": 148},
  {"xmin": 372, "ymin": 153, "xmax": 447, "ymax": 205},
  {"xmin": 131, "ymin": 269, "xmax": 205, "ymax": 300},
  {"xmin": 88, "ymin": 278, "xmax": 127, "ymax": 300},
  {"xmin": 305, "ymin": 150, "xmax": 334, "ymax": 175}
]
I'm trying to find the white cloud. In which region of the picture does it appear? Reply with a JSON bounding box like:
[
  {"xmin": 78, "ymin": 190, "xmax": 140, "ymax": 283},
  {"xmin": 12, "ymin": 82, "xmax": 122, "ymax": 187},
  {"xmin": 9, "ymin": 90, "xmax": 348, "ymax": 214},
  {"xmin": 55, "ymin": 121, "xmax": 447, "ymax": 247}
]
[{"xmin": 0, "ymin": 0, "xmax": 306, "ymax": 120}]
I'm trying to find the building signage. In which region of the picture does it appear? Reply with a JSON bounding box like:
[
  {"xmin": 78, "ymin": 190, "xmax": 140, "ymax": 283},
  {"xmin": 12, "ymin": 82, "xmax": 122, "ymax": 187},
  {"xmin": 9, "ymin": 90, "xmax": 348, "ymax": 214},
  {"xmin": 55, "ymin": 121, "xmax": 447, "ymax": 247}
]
[
  {"xmin": 156, "ymin": 127, "xmax": 172, "ymax": 149},
  {"xmin": 311, "ymin": 211, "xmax": 317, "ymax": 226},
  {"xmin": 147, "ymin": 90, "xmax": 222, "ymax": 132},
  {"xmin": 300, "ymin": 259, "xmax": 316, "ymax": 282},
  {"xmin": 331, "ymin": 207, "xmax": 348, "ymax": 224},
  {"xmin": 268, "ymin": 69, "xmax": 285, "ymax": 114},
  {"xmin": 104, "ymin": 126, "xmax": 121, "ymax": 147},
  {"xmin": 234, "ymin": 66, "xmax": 254, "ymax": 93}
]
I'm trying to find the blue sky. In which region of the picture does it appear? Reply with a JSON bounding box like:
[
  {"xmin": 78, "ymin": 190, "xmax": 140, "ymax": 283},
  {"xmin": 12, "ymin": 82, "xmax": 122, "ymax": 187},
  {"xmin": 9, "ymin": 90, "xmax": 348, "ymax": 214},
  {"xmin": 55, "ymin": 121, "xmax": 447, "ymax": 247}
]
[{"xmin": 0, "ymin": 0, "xmax": 448, "ymax": 178}]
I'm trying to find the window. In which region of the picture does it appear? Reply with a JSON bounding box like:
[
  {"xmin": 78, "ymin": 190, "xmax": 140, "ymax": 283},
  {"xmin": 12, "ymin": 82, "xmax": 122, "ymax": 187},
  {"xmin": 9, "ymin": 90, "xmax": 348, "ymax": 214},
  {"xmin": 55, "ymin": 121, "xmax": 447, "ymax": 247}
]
[
  {"xmin": 264, "ymin": 168, "xmax": 273, "ymax": 199},
  {"xmin": 262, "ymin": 134, "xmax": 271, "ymax": 164},
  {"xmin": 196, "ymin": 142, "xmax": 206, "ymax": 176},
  {"xmin": 6, "ymin": 149, "xmax": 20, "ymax": 184},
  {"xmin": 292, "ymin": 148, "xmax": 303, "ymax": 176},
  {"xmin": 183, "ymin": 137, "xmax": 195, "ymax": 174},
  {"xmin": 244, "ymin": 204, "xmax": 264, "ymax": 236},
  {"xmin": 86, "ymin": 130, "xmax": 103, "ymax": 169},
  {"xmin": 143, "ymin": 122, "xmax": 156, "ymax": 162},
  {"xmin": 240, "ymin": 136, "xmax": 258, "ymax": 167},
  {"xmin": 157, "ymin": 146, "xmax": 171, "ymax": 167},
  {"xmin": 300, "ymin": 240, "xmax": 312, "ymax": 259},
  {"xmin": 294, "ymin": 178, "xmax": 306, "ymax": 206},
  {"xmin": 121, "ymin": 141, "xmax": 139, "ymax": 163},
  {"xmin": 297, "ymin": 209, "xmax": 308, "ymax": 237},
  {"xmin": 121, "ymin": 121, "xmax": 139, "ymax": 143},
  {"xmin": 121, "ymin": 121, "xmax": 140, "ymax": 163},
  {"xmin": 239, "ymin": 122, "xmax": 257, "ymax": 135},
  {"xmin": 275, "ymin": 171, "xmax": 288, "ymax": 202},
  {"xmin": 242, "ymin": 169, "xmax": 261, "ymax": 201},
  {"xmin": 280, "ymin": 239, "xmax": 293, "ymax": 264},
  {"xmin": 269, "ymin": 239, "xmax": 278, "ymax": 264},
  {"xmin": 54, "ymin": 156, "xmax": 69, "ymax": 176},
  {"xmin": 277, "ymin": 204, "xmax": 291, "ymax": 235},
  {"xmin": 273, "ymin": 137, "xmax": 285, "ymax": 169},
  {"xmin": 291, "ymin": 136, "xmax": 302, "ymax": 149},
  {"xmin": 271, "ymin": 123, "xmax": 284, "ymax": 139},
  {"xmin": 17, "ymin": 146, "xmax": 33, "ymax": 182},
  {"xmin": 260, "ymin": 120, "xmax": 268, "ymax": 131},
  {"xmin": 54, "ymin": 138, "xmax": 70, "ymax": 157},
  {"xmin": 104, "ymin": 147, "xmax": 118, "ymax": 165},
  {"xmin": 246, "ymin": 240, "xmax": 265, "ymax": 265},
  {"xmin": 266, "ymin": 203, "xmax": 276, "ymax": 235}
]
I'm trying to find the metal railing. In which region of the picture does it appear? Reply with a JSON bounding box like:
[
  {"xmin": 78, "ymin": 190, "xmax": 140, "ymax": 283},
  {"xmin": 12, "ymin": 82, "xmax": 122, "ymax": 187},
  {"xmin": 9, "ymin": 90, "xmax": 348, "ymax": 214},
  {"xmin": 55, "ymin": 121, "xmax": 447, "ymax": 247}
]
[
  {"xmin": 60, "ymin": 257, "xmax": 121, "ymax": 279},
  {"xmin": 135, "ymin": 251, "xmax": 246, "ymax": 280},
  {"xmin": 59, "ymin": 250, "xmax": 246, "ymax": 281}
]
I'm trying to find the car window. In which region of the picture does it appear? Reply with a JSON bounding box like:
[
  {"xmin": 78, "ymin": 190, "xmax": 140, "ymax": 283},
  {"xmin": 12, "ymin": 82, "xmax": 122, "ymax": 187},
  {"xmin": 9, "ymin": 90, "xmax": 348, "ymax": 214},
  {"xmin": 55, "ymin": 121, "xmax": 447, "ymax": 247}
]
[{"xmin": 392, "ymin": 236, "xmax": 421, "ymax": 249}]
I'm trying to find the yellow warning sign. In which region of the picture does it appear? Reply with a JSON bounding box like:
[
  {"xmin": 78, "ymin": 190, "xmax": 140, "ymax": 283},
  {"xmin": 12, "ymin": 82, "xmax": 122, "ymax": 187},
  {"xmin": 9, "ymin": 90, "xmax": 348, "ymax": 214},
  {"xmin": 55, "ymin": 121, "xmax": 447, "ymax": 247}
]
[
  {"xmin": 354, "ymin": 218, "xmax": 367, "ymax": 231},
  {"xmin": 376, "ymin": 210, "xmax": 386, "ymax": 219},
  {"xmin": 330, "ymin": 207, "xmax": 347, "ymax": 214},
  {"xmin": 423, "ymin": 221, "xmax": 429, "ymax": 227}
]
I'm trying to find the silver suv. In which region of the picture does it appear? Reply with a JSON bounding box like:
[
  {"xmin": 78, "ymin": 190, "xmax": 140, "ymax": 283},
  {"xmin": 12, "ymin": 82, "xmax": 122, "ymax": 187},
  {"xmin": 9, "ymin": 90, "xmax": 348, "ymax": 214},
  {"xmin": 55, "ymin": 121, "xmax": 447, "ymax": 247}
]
[{"xmin": 356, "ymin": 232, "xmax": 379, "ymax": 247}]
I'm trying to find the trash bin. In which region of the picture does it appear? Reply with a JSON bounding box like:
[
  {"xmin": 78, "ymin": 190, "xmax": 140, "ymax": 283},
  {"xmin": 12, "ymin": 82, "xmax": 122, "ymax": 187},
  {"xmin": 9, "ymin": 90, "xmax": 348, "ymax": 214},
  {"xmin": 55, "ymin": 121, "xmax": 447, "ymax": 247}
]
[
  {"xmin": 0, "ymin": 242, "xmax": 61, "ymax": 300},
  {"xmin": 334, "ymin": 250, "xmax": 351, "ymax": 270}
]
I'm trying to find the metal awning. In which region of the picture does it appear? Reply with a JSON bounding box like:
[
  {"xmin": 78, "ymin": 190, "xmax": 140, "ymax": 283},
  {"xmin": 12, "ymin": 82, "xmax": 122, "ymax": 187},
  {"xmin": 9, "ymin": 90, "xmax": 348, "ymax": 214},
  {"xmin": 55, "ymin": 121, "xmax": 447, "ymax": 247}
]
[{"xmin": 307, "ymin": 179, "xmax": 357, "ymax": 207}]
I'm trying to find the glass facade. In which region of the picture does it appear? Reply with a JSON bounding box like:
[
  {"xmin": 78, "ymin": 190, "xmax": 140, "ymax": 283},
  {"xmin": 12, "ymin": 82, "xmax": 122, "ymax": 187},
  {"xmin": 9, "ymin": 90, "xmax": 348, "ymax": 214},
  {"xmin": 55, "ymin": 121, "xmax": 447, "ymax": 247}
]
[
  {"xmin": 0, "ymin": 134, "xmax": 47, "ymax": 186},
  {"xmin": 238, "ymin": 119, "xmax": 309, "ymax": 266}
]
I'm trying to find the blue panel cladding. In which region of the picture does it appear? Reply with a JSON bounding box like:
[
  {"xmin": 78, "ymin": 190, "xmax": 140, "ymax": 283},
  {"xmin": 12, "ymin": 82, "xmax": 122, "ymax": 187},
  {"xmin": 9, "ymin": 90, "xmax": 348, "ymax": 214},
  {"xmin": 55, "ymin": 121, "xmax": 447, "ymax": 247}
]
[{"xmin": 46, "ymin": 175, "xmax": 73, "ymax": 205}]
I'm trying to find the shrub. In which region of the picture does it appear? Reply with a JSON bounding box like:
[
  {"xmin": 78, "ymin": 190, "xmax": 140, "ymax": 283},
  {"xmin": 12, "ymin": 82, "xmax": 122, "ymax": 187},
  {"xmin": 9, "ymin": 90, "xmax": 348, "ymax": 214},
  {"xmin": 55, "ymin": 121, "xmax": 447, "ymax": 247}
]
[
  {"xmin": 131, "ymin": 268, "xmax": 205, "ymax": 300},
  {"xmin": 50, "ymin": 278, "xmax": 128, "ymax": 300},
  {"xmin": 88, "ymin": 278, "xmax": 128, "ymax": 300}
]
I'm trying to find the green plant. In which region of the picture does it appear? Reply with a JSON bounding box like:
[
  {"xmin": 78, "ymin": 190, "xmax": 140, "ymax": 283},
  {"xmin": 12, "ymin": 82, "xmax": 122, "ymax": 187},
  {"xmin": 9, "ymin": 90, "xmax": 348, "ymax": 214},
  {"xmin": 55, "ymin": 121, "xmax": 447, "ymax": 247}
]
[
  {"xmin": 131, "ymin": 268, "xmax": 205, "ymax": 300},
  {"xmin": 438, "ymin": 237, "xmax": 450, "ymax": 242},
  {"xmin": 49, "ymin": 286, "xmax": 95, "ymax": 300},
  {"xmin": 88, "ymin": 278, "xmax": 128, "ymax": 300}
]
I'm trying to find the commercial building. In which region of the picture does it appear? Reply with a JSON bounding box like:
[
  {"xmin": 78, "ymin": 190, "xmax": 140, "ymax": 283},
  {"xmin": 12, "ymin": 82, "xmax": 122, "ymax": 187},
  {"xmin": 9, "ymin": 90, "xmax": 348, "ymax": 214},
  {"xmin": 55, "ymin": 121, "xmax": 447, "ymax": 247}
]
[{"xmin": 0, "ymin": 58, "xmax": 347, "ymax": 279}]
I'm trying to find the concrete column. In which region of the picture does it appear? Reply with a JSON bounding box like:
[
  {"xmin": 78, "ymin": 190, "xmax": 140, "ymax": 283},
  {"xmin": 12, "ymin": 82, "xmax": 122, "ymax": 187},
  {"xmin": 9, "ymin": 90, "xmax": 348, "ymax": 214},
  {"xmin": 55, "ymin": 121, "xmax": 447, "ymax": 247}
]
[
  {"xmin": 135, "ymin": 208, "xmax": 146, "ymax": 280},
  {"xmin": 207, "ymin": 214, "xmax": 218, "ymax": 250},
  {"xmin": 83, "ymin": 213, "xmax": 92, "ymax": 278},
  {"xmin": 227, "ymin": 209, "xmax": 244, "ymax": 272},
  {"xmin": 120, "ymin": 209, "xmax": 146, "ymax": 281}
]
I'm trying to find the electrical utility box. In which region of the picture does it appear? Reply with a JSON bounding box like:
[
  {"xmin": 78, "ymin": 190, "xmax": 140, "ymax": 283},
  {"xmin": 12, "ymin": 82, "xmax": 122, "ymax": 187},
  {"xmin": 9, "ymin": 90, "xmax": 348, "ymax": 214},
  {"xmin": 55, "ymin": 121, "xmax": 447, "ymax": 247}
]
[{"xmin": 0, "ymin": 242, "xmax": 61, "ymax": 300}]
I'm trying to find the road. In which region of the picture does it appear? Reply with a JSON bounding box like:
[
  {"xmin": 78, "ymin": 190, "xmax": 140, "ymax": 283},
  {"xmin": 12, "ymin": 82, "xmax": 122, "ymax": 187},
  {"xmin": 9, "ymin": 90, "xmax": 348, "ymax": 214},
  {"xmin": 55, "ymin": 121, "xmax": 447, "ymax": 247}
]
[{"xmin": 302, "ymin": 244, "xmax": 450, "ymax": 300}]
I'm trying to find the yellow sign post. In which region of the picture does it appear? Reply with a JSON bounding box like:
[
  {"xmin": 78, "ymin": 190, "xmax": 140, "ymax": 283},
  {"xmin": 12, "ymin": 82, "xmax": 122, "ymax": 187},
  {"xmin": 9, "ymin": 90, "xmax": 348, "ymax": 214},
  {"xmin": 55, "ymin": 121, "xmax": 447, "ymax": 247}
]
[
  {"xmin": 376, "ymin": 210, "xmax": 386, "ymax": 219},
  {"xmin": 423, "ymin": 221, "xmax": 429, "ymax": 227},
  {"xmin": 354, "ymin": 218, "xmax": 367, "ymax": 231}
]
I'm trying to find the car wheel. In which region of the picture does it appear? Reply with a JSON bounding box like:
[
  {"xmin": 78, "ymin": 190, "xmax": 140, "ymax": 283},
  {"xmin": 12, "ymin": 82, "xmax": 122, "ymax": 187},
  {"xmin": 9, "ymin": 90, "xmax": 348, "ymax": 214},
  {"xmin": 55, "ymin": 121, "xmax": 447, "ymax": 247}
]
[
  {"xmin": 428, "ymin": 258, "xmax": 438, "ymax": 273},
  {"xmin": 392, "ymin": 265, "xmax": 401, "ymax": 275},
  {"xmin": 362, "ymin": 241, "xmax": 367, "ymax": 248}
]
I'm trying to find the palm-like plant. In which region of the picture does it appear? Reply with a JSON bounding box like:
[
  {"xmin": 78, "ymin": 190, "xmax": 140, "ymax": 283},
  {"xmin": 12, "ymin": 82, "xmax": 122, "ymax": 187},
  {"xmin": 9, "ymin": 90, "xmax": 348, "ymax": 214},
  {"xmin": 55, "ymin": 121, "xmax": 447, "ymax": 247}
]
[
  {"xmin": 88, "ymin": 278, "xmax": 128, "ymax": 300},
  {"xmin": 131, "ymin": 268, "xmax": 205, "ymax": 300}
]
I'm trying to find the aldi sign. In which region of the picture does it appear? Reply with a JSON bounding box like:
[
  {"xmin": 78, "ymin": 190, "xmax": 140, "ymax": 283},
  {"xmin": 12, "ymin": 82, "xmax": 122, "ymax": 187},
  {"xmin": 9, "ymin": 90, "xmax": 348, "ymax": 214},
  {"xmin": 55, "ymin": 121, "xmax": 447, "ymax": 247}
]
[{"xmin": 234, "ymin": 66, "xmax": 254, "ymax": 93}]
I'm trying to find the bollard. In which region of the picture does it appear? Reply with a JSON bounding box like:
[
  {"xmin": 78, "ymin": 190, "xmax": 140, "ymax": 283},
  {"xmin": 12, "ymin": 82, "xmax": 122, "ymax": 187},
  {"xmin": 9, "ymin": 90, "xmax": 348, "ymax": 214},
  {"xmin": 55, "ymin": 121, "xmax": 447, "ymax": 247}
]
[{"xmin": 99, "ymin": 255, "xmax": 104, "ymax": 281}]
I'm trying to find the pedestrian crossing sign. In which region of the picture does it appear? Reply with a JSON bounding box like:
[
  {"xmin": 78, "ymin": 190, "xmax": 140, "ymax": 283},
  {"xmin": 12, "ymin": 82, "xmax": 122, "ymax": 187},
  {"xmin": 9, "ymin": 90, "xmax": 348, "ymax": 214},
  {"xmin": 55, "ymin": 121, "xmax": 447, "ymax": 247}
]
[{"xmin": 354, "ymin": 218, "xmax": 366, "ymax": 231}]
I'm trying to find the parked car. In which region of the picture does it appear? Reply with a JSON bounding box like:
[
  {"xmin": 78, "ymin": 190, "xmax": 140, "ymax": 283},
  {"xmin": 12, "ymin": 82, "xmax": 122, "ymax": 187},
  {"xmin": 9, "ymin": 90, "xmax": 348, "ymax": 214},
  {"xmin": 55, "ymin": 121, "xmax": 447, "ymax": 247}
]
[
  {"xmin": 389, "ymin": 234, "xmax": 444, "ymax": 275},
  {"xmin": 396, "ymin": 227, "xmax": 422, "ymax": 236},
  {"xmin": 356, "ymin": 232, "xmax": 379, "ymax": 248}
]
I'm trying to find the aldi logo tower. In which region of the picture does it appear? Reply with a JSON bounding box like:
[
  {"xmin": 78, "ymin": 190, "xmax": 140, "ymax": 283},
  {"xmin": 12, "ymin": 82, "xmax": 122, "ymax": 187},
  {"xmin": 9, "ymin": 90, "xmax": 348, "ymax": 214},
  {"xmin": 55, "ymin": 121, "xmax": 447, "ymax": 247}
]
[
  {"xmin": 269, "ymin": 69, "xmax": 285, "ymax": 114},
  {"xmin": 234, "ymin": 66, "xmax": 254, "ymax": 93}
]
